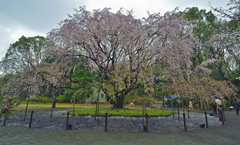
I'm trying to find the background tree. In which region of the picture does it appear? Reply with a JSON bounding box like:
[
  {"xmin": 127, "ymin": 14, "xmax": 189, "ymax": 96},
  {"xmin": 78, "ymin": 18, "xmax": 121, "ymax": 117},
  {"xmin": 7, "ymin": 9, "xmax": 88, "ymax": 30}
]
[{"xmin": 209, "ymin": 0, "xmax": 240, "ymax": 93}]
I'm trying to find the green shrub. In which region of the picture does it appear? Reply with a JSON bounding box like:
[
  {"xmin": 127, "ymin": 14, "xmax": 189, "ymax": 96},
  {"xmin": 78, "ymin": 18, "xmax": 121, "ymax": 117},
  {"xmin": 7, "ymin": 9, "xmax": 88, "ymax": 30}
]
[
  {"xmin": 34, "ymin": 96, "xmax": 41, "ymax": 102},
  {"xmin": 35, "ymin": 96, "xmax": 49, "ymax": 104},
  {"xmin": 127, "ymin": 95, "xmax": 155, "ymax": 105},
  {"xmin": 57, "ymin": 95, "xmax": 65, "ymax": 103},
  {"xmin": 42, "ymin": 97, "xmax": 50, "ymax": 104}
]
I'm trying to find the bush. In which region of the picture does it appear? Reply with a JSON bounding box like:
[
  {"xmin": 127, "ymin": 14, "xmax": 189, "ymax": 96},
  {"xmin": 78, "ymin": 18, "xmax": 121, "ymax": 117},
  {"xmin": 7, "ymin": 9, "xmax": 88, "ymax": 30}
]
[
  {"xmin": 35, "ymin": 96, "xmax": 49, "ymax": 104},
  {"xmin": 129, "ymin": 96, "xmax": 154, "ymax": 105},
  {"xmin": 57, "ymin": 95, "xmax": 65, "ymax": 103}
]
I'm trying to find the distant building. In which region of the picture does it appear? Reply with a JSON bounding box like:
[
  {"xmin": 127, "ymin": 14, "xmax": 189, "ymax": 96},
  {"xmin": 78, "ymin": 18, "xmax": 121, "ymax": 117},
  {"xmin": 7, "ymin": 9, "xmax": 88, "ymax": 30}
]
[{"xmin": 90, "ymin": 88, "xmax": 106, "ymax": 103}]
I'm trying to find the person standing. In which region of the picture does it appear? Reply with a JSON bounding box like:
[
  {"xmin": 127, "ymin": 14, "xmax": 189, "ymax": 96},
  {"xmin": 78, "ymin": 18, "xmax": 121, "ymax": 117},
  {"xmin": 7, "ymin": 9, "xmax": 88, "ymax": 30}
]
[
  {"xmin": 211, "ymin": 102, "xmax": 217, "ymax": 114},
  {"xmin": 214, "ymin": 96, "xmax": 222, "ymax": 110},
  {"xmin": 189, "ymin": 99, "xmax": 193, "ymax": 110},
  {"xmin": 232, "ymin": 99, "xmax": 240, "ymax": 116}
]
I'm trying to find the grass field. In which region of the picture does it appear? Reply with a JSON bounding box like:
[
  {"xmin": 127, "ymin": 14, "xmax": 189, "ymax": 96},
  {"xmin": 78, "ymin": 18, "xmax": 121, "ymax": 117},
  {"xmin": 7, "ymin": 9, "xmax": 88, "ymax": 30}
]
[
  {"xmin": 65, "ymin": 106, "xmax": 173, "ymax": 117},
  {"xmin": 18, "ymin": 102, "xmax": 113, "ymax": 108},
  {"xmin": 17, "ymin": 102, "xmax": 174, "ymax": 117}
]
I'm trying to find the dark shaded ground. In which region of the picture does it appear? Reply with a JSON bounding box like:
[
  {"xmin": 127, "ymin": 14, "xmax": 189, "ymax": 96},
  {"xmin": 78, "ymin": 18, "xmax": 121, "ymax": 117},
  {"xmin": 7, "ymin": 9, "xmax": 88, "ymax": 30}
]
[{"xmin": 0, "ymin": 108, "xmax": 240, "ymax": 145}]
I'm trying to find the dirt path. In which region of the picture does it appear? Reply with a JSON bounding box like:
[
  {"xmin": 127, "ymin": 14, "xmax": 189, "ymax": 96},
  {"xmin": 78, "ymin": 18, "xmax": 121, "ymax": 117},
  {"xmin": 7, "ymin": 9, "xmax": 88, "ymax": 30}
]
[{"xmin": 0, "ymin": 109, "xmax": 240, "ymax": 145}]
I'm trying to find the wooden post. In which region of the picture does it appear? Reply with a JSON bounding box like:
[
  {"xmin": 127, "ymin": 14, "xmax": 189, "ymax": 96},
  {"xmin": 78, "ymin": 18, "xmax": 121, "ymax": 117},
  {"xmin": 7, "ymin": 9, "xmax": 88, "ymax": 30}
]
[
  {"xmin": 7, "ymin": 98, "xmax": 11, "ymax": 118},
  {"xmin": 221, "ymin": 110, "xmax": 224, "ymax": 125},
  {"xmin": 187, "ymin": 98, "xmax": 190, "ymax": 119},
  {"xmin": 171, "ymin": 99, "xmax": 174, "ymax": 117},
  {"xmin": 73, "ymin": 86, "xmax": 75, "ymax": 116},
  {"xmin": 146, "ymin": 113, "xmax": 148, "ymax": 132},
  {"xmin": 183, "ymin": 113, "xmax": 186, "ymax": 131},
  {"xmin": 222, "ymin": 108, "xmax": 225, "ymax": 121},
  {"xmin": 124, "ymin": 91, "xmax": 125, "ymax": 113},
  {"xmin": 182, "ymin": 96, "xmax": 184, "ymax": 113},
  {"xmin": 3, "ymin": 110, "xmax": 7, "ymax": 126},
  {"xmin": 66, "ymin": 112, "xmax": 69, "ymax": 130},
  {"xmin": 178, "ymin": 104, "xmax": 180, "ymax": 122},
  {"xmin": 73, "ymin": 96, "xmax": 75, "ymax": 116},
  {"xmin": 97, "ymin": 90, "xmax": 100, "ymax": 123},
  {"xmin": 50, "ymin": 88, "xmax": 56, "ymax": 118},
  {"xmin": 24, "ymin": 97, "xmax": 29, "ymax": 121},
  {"xmin": 205, "ymin": 112, "xmax": 208, "ymax": 128},
  {"xmin": 142, "ymin": 97, "xmax": 145, "ymax": 127},
  {"xmin": 95, "ymin": 101, "xmax": 97, "ymax": 120},
  {"xmin": 105, "ymin": 113, "xmax": 107, "ymax": 131},
  {"xmin": 29, "ymin": 111, "xmax": 34, "ymax": 128},
  {"xmin": 177, "ymin": 96, "xmax": 180, "ymax": 122},
  {"xmin": 50, "ymin": 99, "xmax": 54, "ymax": 118}
]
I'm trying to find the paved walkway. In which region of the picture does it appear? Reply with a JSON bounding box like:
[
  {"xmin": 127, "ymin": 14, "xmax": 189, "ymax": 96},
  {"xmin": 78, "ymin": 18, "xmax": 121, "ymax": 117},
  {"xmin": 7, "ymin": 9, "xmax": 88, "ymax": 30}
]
[{"xmin": 0, "ymin": 109, "xmax": 240, "ymax": 145}]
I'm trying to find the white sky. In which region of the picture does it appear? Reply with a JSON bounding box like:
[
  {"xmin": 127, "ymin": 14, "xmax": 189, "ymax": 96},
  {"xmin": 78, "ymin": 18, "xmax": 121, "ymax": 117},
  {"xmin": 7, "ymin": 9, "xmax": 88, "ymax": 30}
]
[{"xmin": 0, "ymin": 0, "xmax": 230, "ymax": 60}]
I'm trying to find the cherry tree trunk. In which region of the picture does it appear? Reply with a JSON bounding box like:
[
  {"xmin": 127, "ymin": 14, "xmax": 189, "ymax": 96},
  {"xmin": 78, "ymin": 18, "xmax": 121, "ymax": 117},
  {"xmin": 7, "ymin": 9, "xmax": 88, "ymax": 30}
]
[
  {"xmin": 52, "ymin": 89, "xmax": 56, "ymax": 108},
  {"xmin": 116, "ymin": 94, "xmax": 124, "ymax": 108}
]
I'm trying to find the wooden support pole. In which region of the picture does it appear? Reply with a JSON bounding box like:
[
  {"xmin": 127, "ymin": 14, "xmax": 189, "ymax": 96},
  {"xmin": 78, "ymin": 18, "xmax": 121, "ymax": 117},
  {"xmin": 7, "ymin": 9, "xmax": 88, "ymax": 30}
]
[
  {"xmin": 95, "ymin": 101, "xmax": 97, "ymax": 120},
  {"xmin": 73, "ymin": 96, "xmax": 75, "ymax": 116},
  {"xmin": 105, "ymin": 113, "xmax": 107, "ymax": 131},
  {"xmin": 222, "ymin": 108, "xmax": 225, "ymax": 121},
  {"xmin": 24, "ymin": 97, "xmax": 29, "ymax": 121},
  {"xmin": 205, "ymin": 112, "xmax": 208, "ymax": 128},
  {"xmin": 177, "ymin": 96, "xmax": 180, "ymax": 122},
  {"xmin": 221, "ymin": 110, "xmax": 224, "ymax": 125},
  {"xmin": 29, "ymin": 111, "xmax": 34, "ymax": 128},
  {"xmin": 142, "ymin": 96, "xmax": 145, "ymax": 128},
  {"xmin": 3, "ymin": 110, "xmax": 7, "ymax": 126},
  {"xmin": 50, "ymin": 98, "xmax": 54, "ymax": 118},
  {"xmin": 178, "ymin": 104, "xmax": 180, "ymax": 122},
  {"xmin": 97, "ymin": 90, "xmax": 100, "ymax": 123},
  {"xmin": 183, "ymin": 113, "xmax": 186, "ymax": 131},
  {"xmin": 66, "ymin": 111, "xmax": 69, "ymax": 130},
  {"xmin": 171, "ymin": 99, "xmax": 174, "ymax": 117},
  {"xmin": 50, "ymin": 88, "xmax": 56, "ymax": 118},
  {"xmin": 146, "ymin": 113, "xmax": 148, "ymax": 132},
  {"xmin": 7, "ymin": 98, "xmax": 11, "ymax": 118}
]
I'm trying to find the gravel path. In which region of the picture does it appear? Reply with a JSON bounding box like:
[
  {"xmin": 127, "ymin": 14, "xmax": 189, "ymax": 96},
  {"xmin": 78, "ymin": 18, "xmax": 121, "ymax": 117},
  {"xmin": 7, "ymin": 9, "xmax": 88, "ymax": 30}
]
[
  {"xmin": 1, "ymin": 107, "xmax": 221, "ymax": 132},
  {"xmin": 0, "ymin": 108, "xmax": 239, "ymax": 145}
]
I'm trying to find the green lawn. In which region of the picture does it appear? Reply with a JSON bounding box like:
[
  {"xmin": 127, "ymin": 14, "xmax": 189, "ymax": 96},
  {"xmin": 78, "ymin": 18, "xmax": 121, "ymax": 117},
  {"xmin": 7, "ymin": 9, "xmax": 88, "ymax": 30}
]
[
  {"xmin": 18, "ymin": 102, "xmax": 174, "ymax": 117},
  {"xmin": 65, "ymin": 107, "xmax": 174, "ymax": 117},
  {"xmin": 18, "ymin": 102, "xmax": 86, "ymax": 108},
  {"xmin": 18, "ymin": 103, "xmax": 72, "ymax": 108}
]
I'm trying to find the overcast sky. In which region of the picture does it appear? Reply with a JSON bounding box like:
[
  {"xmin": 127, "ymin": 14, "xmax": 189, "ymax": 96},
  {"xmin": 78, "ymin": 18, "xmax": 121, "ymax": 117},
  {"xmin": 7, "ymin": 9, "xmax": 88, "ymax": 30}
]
[{"xmin": 0, "ymin": 0, "xmax": 229, "ymax": 60}]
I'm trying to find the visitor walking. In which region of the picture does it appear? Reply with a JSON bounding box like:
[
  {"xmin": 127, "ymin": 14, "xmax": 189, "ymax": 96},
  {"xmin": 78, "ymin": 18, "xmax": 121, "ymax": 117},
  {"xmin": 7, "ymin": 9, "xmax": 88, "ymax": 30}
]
[
  {"xmin": 214, "ymin": 95, "xmax": 222, "ymax": 109},
  {"xmin": 211, "ymin": 102, "xmax": 217, "ymax": 114},
  {"xmin": 232, "ymin": 99, "xmax": 240, "ymax": 116},
  {"xmin": 189, "ymin": 99, "xmax": 193, "ymax": 110}
]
